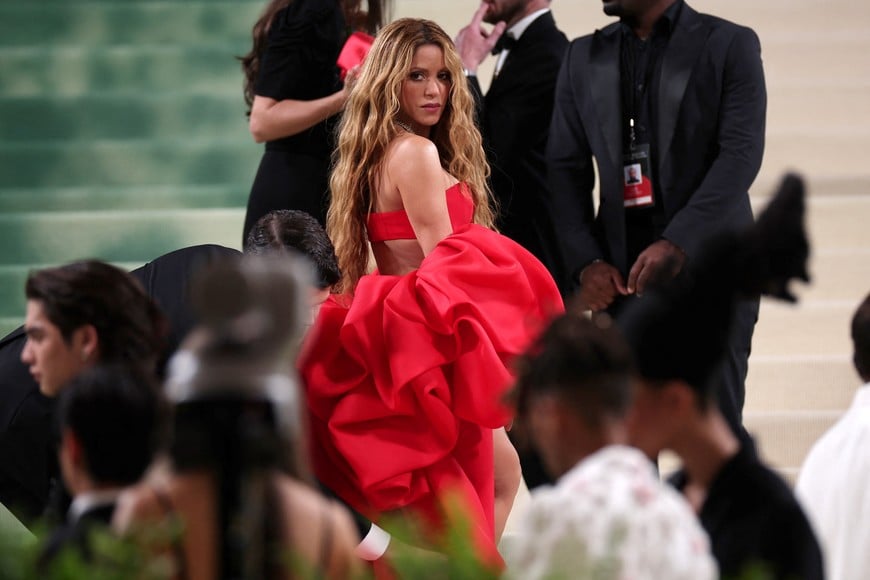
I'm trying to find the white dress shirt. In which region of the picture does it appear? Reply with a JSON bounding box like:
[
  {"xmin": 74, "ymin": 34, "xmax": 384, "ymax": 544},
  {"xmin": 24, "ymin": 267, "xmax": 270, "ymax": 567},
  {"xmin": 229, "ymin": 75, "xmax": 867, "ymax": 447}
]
[{"xmin": 796, "ymin": 383, "xmax": 870, "ymax": 580}]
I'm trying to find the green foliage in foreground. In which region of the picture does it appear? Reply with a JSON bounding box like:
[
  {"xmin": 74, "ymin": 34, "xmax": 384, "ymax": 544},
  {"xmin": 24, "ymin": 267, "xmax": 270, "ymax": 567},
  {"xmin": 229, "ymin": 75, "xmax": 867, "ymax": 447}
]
[
  {"xmin": 0, "ymin": 503, "xmax": 500, "ymax": 580},
  {"xmin": 0, "ymin": 506, "xmax": 782, "ymax": 579}
]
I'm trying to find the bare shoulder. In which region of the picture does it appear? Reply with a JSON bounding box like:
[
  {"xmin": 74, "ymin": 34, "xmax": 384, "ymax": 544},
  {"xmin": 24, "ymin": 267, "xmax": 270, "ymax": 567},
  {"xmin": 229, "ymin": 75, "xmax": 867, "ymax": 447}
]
[
  {"xmin": 386, "ymin": 134, "xmax": 441, "ymax": 177},
  {"xmin": 376, "ymin": 134, "xmax": 445, "ymax": 211},
  {"xmin": 113, "ymin": 483, "xmax": 163, "ymax": 533},
  {"xmin": 278, "ymin": 478, "xmax": 362, "ymax": 578},
  {"xmin": 279, "ymin": 478, "xmax": 357, "ymax": 539}
]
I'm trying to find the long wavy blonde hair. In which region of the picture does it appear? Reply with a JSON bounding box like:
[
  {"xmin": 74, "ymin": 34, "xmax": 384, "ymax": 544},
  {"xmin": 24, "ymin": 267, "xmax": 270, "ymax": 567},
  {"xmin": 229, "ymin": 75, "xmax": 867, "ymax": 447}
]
[{"xmin": 328, "ymin": 18, "xmax": 496, "ymax": 294}]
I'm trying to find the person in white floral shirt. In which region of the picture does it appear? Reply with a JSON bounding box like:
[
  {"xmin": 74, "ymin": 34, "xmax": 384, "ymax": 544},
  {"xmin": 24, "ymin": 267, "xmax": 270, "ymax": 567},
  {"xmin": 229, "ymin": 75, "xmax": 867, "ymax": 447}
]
[{"xmin": 507, "ymin": 312, "xmax": 716, "ymax": 580}]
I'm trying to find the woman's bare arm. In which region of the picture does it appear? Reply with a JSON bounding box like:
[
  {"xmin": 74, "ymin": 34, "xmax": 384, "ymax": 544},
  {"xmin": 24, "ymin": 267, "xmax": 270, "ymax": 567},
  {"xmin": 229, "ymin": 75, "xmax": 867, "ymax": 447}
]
[
  {"xmin": 385, "ymin": 136, "xmax": 456, "ymax": 256},
  {"xmin": 249, "ymin": 93, "xmax": 345, "ymax": 143}
]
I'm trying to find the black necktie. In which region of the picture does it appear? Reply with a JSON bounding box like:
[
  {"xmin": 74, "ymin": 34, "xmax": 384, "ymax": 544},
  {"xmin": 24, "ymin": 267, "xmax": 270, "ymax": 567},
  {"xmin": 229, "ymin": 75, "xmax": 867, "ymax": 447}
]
[{"xmin": 490, "ymin": 33, "xmax": 517, "ymax": 56}]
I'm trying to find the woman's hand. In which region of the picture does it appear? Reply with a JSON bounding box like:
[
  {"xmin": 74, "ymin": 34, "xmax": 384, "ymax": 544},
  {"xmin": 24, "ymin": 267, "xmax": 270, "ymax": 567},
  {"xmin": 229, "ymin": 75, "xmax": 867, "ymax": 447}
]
[{"xmin": 343, "ymin": 65, "xmax": 362, "ymax": 97}]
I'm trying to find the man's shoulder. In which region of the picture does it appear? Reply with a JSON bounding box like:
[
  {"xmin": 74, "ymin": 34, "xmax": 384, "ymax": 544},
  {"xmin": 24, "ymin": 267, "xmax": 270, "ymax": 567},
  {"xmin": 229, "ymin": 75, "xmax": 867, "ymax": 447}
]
[
  {"xmin": 567, "ymin": 20, "xmax": 620, "ymax": 47},
  {"xmin": 718, "ymin": 452, "xmax": 802, "ymax": 515},
  {"xmin": 519, "ymin": 11, "xmax": 568, "ymax": 54},
  {"xmin": 797, "ymin": 401, "xmax": 870, "ymax": 487},
  {"xmin": 693, "ymin": 9, "xmax": 759, "ymax": 42}
]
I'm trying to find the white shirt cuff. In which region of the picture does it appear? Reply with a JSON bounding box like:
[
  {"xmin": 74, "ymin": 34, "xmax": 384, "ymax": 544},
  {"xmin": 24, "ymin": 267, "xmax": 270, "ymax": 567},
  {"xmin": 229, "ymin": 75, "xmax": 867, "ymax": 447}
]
[{"xmin": 355, "ymin": 523, "xmax": 391, "ymax": 561}]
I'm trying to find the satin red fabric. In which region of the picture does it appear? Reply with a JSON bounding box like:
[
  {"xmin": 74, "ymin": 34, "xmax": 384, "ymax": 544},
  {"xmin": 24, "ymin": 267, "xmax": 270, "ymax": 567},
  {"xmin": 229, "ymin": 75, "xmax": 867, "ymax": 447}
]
[
  {"xmin": 337, "ymin": 31, "xmax": 374, "ymax": 81},
  {"xmin": 299, "ymin": 223, "xmax": 563, "ymax": 562},
  {"xmin": 366, "ymin": 182, "xmax": 474, "ymax": 242}
]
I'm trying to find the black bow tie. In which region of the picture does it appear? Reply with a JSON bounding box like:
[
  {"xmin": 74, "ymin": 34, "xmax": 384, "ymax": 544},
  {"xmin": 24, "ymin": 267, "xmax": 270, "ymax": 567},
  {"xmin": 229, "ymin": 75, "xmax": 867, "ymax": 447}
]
[{"xmin": 490, "ymin": 33, "xmax": 517, "ymax": 55}]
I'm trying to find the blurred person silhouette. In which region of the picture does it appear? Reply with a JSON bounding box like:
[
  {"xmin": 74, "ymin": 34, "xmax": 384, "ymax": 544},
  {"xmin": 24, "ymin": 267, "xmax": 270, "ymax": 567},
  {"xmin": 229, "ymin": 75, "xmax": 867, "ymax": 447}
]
[
  {"xmin": 115, "ymin": 255, "xmax": 361, "ymax": 580},
  {"xmin": 795, "ymin": 291, "xmax": 870, "ymax": 580},
  {"xmin": 0, "ymin": 247, "xmax": 233, "ymax": 527},
  {"xmin": 247, "ymin": 208, "xmax": 399, "ymax": 563},
  {"xmin": 618, "ymin": 174, "xmax": 824, "ymax": 579},
  {"xmin": 506, "ymin": 311, "xmax": 716, "ymax": 579},
  {"xmin": 0, "ymin": 219, "xmax": 336, "ymax": 528},
  {"xmin": 19, "ymin": 260, "xmax": 166, "ymax": 527},
  {"xmin": 38, "ymin": 365, "xmax": 165, "ymax": 570},
  {"xmin": 241, "ymin": 0, "xmax": 390, "ymax": 241}
]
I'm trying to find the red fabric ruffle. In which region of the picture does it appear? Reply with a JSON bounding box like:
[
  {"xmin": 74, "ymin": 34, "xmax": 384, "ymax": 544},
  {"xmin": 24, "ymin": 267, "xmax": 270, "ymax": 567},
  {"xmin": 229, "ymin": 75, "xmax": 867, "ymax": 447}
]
[{"xmin": 299, "ymin": 224, "xmax": 563, "ymax": 560}]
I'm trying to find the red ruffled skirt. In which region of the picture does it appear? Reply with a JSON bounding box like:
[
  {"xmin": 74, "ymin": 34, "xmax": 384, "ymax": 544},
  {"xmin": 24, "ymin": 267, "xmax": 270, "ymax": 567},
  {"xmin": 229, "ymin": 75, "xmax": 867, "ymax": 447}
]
[{"xmin": 298, "ymin": 224, "xmax": 563, "ymax": 562}]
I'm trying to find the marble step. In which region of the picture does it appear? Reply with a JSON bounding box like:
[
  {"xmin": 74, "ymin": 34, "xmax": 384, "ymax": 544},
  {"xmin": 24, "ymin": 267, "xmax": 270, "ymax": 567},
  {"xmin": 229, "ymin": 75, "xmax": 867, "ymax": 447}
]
[
  {"xmin": 0, "ymin": 207, "xmax": 243, "ymax": 268},
  {"xmin": 746, "ymin": 354, "xmax": 858, "ymax": 412},
  {"xmin": 745, "ymin": 411, "xmax": 843, "ymax": 473},
  {"xmin": 0, "ymin": 93, "xmax": 248, "ymax": 142},
  {"xmin": 0, "ymin": 184, "xmax": 249, "ymax": 214},
  {"xmin": 0, "ymin": 44, "xmax": 247, "ymax": 98},
  {"xmin": 0, "ymin": 138, "xmax": 260, "ymax": 189},
  {"xmin": 0, "ymin": 1, "xmax": 261, "ymax": 48}
]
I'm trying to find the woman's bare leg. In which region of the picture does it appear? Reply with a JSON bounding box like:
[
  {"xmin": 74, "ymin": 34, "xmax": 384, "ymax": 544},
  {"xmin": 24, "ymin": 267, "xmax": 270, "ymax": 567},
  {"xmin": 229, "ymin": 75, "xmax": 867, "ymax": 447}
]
[{"xmin": 493, "ymin": 427, "xmax": 521, "ymax": 542}]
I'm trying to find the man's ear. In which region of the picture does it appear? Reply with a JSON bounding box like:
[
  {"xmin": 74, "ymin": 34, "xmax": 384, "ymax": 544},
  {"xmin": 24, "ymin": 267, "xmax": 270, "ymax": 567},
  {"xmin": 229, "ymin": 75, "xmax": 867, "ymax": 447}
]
[
  {"xmin": 61, "ymin": 428, "xmax": 84, "ymax": 467},
  {"xmin": 661, "ymin": 380, "xmax": 699, "ymax": 418},
  {"xmin": 526, "ymin": 393, "xmax": 566, "ymax": 442},
  {"xmin": 71, "ymin": 324, "xmax": 99, "ymax": 364}
]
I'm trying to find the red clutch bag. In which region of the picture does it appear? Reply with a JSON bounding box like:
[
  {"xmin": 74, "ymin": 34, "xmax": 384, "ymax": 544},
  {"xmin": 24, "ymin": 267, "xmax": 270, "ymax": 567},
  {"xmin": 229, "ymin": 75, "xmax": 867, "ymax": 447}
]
[{"xmin": 337, "ymin": 31, "xmax": 374, "ymax": 80}]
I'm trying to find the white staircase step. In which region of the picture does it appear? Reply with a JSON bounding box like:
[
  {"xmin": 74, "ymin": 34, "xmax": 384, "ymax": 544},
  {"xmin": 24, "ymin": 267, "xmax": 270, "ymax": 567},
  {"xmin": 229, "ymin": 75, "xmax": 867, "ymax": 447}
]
[
  {"xmin": 747, "ymin": 355, "xmax": 858, "ymax": 412},
  {"xmin": 753, "ymin": 300, "xmax": 853, "ymax": 357},
  {"xmin": 745, "ymin": 411, "xmax": 843, "ymax": 472}
]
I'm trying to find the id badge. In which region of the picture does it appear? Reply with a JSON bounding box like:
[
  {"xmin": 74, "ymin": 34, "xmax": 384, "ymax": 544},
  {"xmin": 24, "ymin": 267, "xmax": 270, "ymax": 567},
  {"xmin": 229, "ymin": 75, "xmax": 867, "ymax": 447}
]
[{"xmin": 622, "ymin": 143, "xmax": 655, "ymax": 208}]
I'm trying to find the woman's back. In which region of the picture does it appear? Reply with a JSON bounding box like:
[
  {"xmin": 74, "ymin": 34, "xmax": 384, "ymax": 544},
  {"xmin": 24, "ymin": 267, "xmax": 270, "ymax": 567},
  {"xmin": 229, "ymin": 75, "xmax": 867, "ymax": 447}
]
[
  {"xmin": 368, "ymin": 133, "xmax": 461, "ymax": 277},
  {"xmin": 114, "ymin": 468, "xmax": 361, "ymax": 580}
]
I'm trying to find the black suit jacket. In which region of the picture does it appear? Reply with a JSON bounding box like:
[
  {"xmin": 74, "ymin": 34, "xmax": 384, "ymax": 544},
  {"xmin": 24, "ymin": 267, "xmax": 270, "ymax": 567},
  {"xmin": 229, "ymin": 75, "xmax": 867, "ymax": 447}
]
[
  {"xmin": 38, "ymin": 502, "xmax": 116, "ymax": 569},
  {"xmin": 0, "ymin": 327, "xmax": 55, "ymax": 524},
  {"xmin": 468, "ymin": 11, "xmax": 568, "ymax": 288},
  {"xmin": 698, "ymin": 445, "xmax": 824, "ymax": 579},
  {"xmin": 548, "ymin": 2, "xmax": 766, "ymax": 286}
]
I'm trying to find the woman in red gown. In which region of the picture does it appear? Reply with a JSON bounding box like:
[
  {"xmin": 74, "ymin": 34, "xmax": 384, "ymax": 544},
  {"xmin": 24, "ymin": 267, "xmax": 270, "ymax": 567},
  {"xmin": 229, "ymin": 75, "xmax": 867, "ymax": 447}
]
[{"xmin": 298, "ymin": 18, "xmax": 563, "ymax": 564}]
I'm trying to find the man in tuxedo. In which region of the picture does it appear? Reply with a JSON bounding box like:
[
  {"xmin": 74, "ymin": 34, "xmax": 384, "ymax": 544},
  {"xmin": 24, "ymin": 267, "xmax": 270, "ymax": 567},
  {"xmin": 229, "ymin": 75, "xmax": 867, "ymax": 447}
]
[
  {"xmin": 38, "ymin": 365, "xmax": 163, "ymax": 568},
  {"xmin": 547, "ymin": 0, "xmax": 766, "ymax": 434},
  {"xmin": 456, "ymin": 0, "xmax": 568, "ymax": 290}
]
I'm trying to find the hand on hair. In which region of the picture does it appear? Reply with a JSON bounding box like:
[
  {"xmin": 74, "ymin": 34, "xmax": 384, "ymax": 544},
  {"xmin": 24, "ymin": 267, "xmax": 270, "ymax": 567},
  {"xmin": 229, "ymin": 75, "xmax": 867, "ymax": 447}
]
[{"xmin": 342, "ymin": 65, "xmax": 362, "ymax": 99}]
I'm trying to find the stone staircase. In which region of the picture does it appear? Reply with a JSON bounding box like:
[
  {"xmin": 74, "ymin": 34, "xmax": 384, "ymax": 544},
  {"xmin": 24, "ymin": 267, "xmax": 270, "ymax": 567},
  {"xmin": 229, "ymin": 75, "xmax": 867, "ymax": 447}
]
[{"xmin": 0, "ymin": 0, "xmax": 266, "ymax": 335}]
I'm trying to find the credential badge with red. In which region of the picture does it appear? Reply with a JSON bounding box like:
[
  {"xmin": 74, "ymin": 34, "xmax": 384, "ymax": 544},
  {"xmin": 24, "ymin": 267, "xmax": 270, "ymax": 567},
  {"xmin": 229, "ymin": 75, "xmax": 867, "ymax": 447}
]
[{"xmin": 622, "ymin": 143, "xmax": 654, "ymax": 208}]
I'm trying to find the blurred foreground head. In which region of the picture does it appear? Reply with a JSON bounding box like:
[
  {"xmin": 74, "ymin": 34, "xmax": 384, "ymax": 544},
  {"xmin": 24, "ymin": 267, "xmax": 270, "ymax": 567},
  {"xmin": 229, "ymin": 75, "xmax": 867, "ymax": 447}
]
[
  {"xmin": 165, "ymin": 254, "xmax": 314, "ymax": 476},
  {"xmin": 619, "ymin": 173, "xmax": 810, "ymax": 401},
  {"xmin": 513, "ymin": 312, "xmax": 635, "ymax": 478}
]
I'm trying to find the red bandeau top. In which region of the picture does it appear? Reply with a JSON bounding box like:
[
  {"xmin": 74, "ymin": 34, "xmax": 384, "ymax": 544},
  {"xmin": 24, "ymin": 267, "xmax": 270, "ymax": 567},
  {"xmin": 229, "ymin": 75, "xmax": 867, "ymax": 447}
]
[{"xmin": 366, "ymin": 182, "xmax": 474, "ymax": 242}]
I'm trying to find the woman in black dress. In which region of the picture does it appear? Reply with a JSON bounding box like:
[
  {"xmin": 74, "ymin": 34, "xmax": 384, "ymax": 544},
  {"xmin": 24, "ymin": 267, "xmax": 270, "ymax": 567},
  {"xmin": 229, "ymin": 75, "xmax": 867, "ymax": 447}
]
[{"xmin": 240, "ymin": 0, "xmax": 389, "ymax": 242}]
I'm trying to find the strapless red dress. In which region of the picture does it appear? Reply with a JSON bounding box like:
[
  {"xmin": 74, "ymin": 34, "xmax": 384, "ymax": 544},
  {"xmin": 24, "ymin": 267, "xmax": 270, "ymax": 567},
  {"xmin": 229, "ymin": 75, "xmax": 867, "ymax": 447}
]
[{"xmin": 298, "ymin": 183, "xmax": 563, "ymax": 562}]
